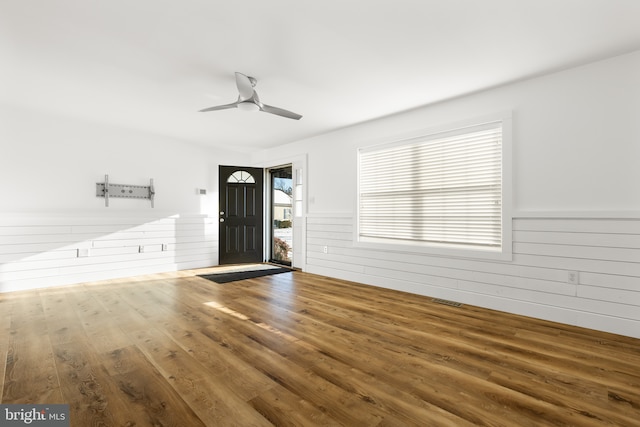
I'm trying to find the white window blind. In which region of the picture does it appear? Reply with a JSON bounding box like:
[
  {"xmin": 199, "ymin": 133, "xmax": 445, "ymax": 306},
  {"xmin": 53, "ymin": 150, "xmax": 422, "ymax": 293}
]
[{"xmin": 358, "ymin": 121, "xmax": 503, "ymax": 249}]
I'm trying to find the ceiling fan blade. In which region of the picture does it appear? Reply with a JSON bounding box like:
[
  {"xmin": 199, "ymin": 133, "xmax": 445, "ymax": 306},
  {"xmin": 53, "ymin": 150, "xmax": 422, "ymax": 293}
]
[
  {"xmin": 235, "ymin": 72, "xmax": 255, "ymax": 100},
  {"xmin": 198, "ymin": 102, "xmax": 239, "ymax": 112},
  {"xmin": 200, "ymin": 73, "xmax": 301, "ymax": 119},
  {"xmin": 261, "ymin": 104, "xmax": 302, "ymax": 120}
]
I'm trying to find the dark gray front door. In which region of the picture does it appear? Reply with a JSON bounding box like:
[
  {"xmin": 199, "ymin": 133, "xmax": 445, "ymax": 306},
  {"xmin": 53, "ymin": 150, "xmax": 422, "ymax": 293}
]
[{"xmin": 219, "ymin": 165, "xmax": 264, "ymax": 264}]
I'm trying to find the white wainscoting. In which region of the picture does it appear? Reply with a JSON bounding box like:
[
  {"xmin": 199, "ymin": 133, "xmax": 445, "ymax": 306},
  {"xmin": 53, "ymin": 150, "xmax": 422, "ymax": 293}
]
[
  {"xmin": 305, "ymin": 214, "xmax": 640, "ymax": 339},
  {"xmin": 0, "ymin": 214, "xmax": 217, "ymax": 292}
]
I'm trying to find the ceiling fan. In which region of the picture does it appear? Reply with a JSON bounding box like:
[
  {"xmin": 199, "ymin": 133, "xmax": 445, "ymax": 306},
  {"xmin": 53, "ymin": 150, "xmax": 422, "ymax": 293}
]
[{"xmin": 199, "ymin": 72, "xmax": 302, "ymax": 120}]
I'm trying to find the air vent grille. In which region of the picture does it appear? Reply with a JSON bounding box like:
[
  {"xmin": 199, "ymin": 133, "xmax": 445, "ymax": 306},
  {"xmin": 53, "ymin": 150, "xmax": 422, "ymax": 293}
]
[{"xmin": 432, "ymin": 298, "xmax": 463, "ymax": 307}]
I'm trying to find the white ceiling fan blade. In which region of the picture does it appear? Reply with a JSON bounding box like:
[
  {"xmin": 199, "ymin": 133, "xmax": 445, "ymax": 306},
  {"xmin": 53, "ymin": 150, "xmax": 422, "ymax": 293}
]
[
  {"xmin": 261, "ymin": 104, "xmax": 302, "ymax": 120},
  {"xmin": 235, "ymin": 72, "xmax": 255, "ymax": 101},
  {"xmin": 199, "ymin": 102, "xmax": 239, "ymax": 112}
]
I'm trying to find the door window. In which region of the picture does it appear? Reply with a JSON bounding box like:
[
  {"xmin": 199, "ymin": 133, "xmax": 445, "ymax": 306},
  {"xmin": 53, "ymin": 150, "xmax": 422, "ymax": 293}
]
[{"xmin": 227, "ymin": 170, "xmax": 256, "ymax": 183}]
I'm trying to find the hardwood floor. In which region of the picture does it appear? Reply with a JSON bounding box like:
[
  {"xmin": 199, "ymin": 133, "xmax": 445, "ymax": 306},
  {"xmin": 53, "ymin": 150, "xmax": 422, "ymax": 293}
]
[{"xmin": 1, "ymin": 268, "xmax": 639, "ymax": 426}]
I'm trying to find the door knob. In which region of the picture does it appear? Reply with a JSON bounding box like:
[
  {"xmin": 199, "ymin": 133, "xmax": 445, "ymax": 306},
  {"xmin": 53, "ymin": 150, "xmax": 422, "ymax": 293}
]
[{"xmin": 219, "ymin": 218, "xmax": 225, "ymax": 222}]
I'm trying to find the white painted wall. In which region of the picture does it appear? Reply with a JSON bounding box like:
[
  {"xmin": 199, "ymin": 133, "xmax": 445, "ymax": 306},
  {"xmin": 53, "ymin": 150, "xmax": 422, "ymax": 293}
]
[
  {"xmin": 254, "ymin": 50, "xmax": 640, "ymax": 338},
  {"xmin": 0, "ymin": 104, "xmax": 242, "ymax": 214},
  {"xmin": 0, "ymin": 104, "xmax": 246, "ymax": 291},
  {"xmin": 256, "ymin": 50, "xmax": 640, "ymax": 215}
]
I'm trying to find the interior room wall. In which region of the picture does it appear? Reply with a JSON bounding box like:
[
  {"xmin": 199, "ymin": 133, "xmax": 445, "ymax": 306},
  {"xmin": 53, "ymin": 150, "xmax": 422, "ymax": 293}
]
[
  {"xmin": 254, "ymin": 50, "xmax": 640, "ymax": 338},
  {"xmin": 0, "ymin": 105, "xmax": 245, "ymax": 291}
]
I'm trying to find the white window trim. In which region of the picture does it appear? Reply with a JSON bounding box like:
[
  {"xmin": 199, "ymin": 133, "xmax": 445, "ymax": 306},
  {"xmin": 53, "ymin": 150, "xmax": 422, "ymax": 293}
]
[{"xmin": 354, "ymin": 112, "xmax": 513, "ymax": 261}]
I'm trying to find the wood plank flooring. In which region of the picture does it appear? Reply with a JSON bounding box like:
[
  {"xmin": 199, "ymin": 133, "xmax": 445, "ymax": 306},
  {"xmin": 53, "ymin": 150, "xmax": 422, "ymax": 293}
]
[{"xmin": 1, "ymin": 268, "xmax": 639, "ymax": 426}]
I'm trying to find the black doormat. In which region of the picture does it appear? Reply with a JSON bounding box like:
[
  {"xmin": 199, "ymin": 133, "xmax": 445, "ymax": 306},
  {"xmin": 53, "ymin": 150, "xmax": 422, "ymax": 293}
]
[{"xmin": 198, "ymin": 267, "xmax": 293, "ymax": 284}]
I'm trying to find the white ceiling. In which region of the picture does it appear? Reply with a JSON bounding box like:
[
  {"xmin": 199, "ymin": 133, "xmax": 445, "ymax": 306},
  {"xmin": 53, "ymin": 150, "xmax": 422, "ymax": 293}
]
[{"xmin": 2, "ymin": 1, "xmax": 640, "ymax": 151}]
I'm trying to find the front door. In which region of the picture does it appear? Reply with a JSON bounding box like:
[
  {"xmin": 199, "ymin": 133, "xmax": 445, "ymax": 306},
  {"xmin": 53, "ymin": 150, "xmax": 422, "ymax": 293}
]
[{"xmin": 219, "ymin": 165, "xmax": 264, "ymax": 265}]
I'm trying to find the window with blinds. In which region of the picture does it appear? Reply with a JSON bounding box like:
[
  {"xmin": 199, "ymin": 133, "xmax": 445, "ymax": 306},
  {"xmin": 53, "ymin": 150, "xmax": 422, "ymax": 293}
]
[{"xmin": 357, "ymin": 121, "xmax": 505, "ymax": 251}]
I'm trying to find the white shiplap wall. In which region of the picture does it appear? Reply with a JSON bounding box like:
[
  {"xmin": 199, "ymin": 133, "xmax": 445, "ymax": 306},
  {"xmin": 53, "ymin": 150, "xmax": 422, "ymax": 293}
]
[
  {"xmin": 306, "ymin": 214, "xmax": 640, "ymax": 339},
  {"xmin": 0, "ymin": 214, "xmax": 216, "ymax": 292}
]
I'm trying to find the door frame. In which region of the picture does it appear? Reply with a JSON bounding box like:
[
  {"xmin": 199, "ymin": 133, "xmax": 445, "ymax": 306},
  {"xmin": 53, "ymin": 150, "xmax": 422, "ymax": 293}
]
[{"xmin": 257, "ymin": 153, "xmax": 307, "ymax": 271}]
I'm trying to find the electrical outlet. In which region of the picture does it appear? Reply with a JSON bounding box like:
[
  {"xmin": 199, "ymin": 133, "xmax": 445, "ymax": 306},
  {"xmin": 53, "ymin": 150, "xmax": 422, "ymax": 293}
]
[
  {"xmin": 323, "ymin": 245, "xmax": 328, "ymax": 254},
  {"xmin": 567, "ymin": 270, "xmax": 579, "ymax": 285},
  {"xmin": 162, "ymin": 243, "xmax": 169, "ymax": 251},
  {"xmin": 77, "ymin": 248, "xmax": 90, "ymax": 258},
  {"xmin": 139, "ymin": 245, "xmax": 145, "ymax": 253}
]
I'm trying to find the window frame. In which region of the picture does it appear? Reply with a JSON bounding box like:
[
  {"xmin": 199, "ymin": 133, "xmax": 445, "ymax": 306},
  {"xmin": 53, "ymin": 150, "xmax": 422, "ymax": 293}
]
[{"xmin": 355, "ymin": 112, "xmax": 512, "ymax": 261}]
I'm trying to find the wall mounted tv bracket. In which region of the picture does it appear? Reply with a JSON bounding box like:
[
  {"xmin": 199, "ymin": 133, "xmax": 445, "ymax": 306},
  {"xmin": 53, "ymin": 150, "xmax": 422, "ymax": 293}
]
[{"xmin": 96, "ymin": 174, "xmax": 155, "ymax": 207}]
